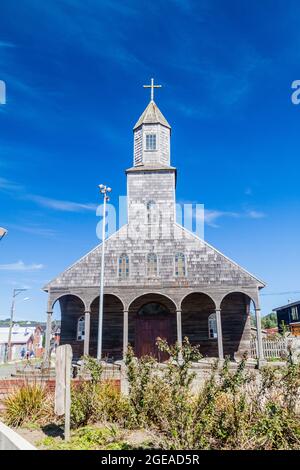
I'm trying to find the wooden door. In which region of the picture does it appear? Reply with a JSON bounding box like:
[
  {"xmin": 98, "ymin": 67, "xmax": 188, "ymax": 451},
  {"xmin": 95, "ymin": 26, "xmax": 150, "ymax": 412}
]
[{"xmin": 135, "ymin": 316, "xmax": 172, "ymax": 361}]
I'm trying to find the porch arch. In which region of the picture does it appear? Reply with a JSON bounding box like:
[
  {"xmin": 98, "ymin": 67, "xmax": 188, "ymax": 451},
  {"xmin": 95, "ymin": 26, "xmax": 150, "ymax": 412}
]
[
  {"xmin": 90, "ymin": 294, "xmax": 124, "ymax": 361},
  {"xmin": 181, "ymin": 292, "xmax": 217, "ymax": 357},
  {"xmin": 128, "ymin": 293, "xmax": 177, "ymax": 359},
  {"xmin": 220, "ymin": 291, "xmax": 253, "ymax": 359},
  {"xmin": 52, "ymin": 294, "xmax": 86, "ymax": 359}
]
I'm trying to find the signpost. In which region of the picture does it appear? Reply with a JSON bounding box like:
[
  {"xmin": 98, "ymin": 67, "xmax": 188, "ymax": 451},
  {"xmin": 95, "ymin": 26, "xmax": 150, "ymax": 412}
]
[{"xmin": 55, "ymin": 344, "xmax": 72, "ymax": 441}]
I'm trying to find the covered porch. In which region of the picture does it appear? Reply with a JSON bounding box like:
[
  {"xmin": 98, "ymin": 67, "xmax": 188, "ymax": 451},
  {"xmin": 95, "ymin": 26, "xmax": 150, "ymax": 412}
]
[{"xmin": 44, "ymin": 288, "xmax": 265, "ymax": 364}]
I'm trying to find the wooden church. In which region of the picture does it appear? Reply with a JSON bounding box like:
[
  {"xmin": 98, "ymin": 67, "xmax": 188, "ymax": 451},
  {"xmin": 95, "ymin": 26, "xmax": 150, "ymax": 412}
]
[{"xmin": 44, "ymin": 80, "xmax": 266, "ymax": 364}]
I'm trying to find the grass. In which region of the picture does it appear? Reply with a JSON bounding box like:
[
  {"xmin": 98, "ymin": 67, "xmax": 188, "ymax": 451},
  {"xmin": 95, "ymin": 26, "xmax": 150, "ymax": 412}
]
[{"xmin": 36, "ymin": 425, "xmax": 150, "ymax": 450}]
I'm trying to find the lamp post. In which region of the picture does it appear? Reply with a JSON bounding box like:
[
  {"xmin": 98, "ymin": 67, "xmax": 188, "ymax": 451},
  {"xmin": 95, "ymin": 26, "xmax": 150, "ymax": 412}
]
[
  {"xmin": 6, "ymin": 288, "xmax": 28, "ymax": 362},
  {"xmin": 97, "ymin": 184, "xmax": 111, "ymax": 361},
  {"xmin": 0, "ymin": 227, "xmax": 8, "ymax": 241}
]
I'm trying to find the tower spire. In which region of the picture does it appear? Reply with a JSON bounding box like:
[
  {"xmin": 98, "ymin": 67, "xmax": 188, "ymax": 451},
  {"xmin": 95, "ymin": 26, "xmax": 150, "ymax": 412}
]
[{"xmin": 143, "ymin": 78, "xmax": 162, "ymax": 102}]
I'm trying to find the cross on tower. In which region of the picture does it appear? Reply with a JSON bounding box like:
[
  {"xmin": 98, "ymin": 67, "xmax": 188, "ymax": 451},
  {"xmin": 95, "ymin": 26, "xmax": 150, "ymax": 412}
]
[{"xmin": 143, "ymin": 78, "xmax": 162, "ymax": 102}]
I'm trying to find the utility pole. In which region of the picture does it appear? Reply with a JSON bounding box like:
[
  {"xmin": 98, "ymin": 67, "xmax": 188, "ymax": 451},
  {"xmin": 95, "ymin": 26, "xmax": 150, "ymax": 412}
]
[
  {"xmin": 97, "ymin": 184, "xmax": 111, "ymax": 361},
  {"xmin": 6, "ymin": 288, "xmax": 28, "ymax": 362}
]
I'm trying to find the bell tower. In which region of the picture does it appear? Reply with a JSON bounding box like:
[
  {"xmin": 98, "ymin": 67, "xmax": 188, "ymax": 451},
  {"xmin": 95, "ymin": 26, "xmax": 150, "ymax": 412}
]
[
  {"xmin": 127, "ymin": 79, "xmax": 176, "ymax": 233},
  {"xmin": 133, "ymin": 78, "xmax": 171, "ymax": 167}
]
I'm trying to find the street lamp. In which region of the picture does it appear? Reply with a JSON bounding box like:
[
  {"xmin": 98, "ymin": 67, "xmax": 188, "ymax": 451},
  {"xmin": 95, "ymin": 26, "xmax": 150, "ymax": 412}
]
[
  {"xmin": 97, "ymin": 184, "xmax": 111, "ymax": 361},
  {"xmin": 6, "ymin": 288, "xmax": 29, "ymax": 362},
  {"xmin": 0, "ymin": 227, "xmax": 8, "ymax": 241}
]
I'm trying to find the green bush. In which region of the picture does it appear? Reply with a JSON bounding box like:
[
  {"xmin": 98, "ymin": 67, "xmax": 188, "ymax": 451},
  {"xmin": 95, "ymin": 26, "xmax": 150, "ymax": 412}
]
[
  {"xmin": 125, "ymin": 341, "xmax": 300, "ymax": 450},
  {"xmin": 4, "ymin": 383, "xmax": 53, "ymax": 427},
  {"xmin": 70, "ymin": 380, "xmax": 130, "ymax": 429}
]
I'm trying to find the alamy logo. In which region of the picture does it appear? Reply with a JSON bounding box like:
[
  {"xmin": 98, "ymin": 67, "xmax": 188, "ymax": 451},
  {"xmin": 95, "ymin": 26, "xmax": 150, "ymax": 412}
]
[
  {"xmin": 0, "ymin": 80, "xmax": 6, "ymax": 104},
  {"xmin": 291, "ymin": 80, "xmax": 300, "ymax": 105}
]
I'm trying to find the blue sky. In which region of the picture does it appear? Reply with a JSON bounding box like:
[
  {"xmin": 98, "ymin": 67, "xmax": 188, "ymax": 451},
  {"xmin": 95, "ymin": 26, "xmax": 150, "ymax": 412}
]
[{"xmin": 0, "ymin": 0, "xmax": 300, "ymax": 322}]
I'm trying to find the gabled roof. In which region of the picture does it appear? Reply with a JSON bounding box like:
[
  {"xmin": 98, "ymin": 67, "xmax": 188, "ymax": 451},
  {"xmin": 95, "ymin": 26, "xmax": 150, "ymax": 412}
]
[{"xmin": 133, "ymin": 101, "xmax": 171, "ymax": 130}]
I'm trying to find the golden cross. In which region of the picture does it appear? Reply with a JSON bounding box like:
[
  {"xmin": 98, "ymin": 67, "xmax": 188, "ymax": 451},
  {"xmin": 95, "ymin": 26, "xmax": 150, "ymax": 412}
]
[{"xmin": 143, "ymin": 78, "xmax": 162, "ymax": 102}]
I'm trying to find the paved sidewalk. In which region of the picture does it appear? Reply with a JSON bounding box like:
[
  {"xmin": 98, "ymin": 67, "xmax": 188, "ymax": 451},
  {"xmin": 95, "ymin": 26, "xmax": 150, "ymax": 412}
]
[{"xmin": 0, "ymin": 362, "xmax": 17, "ymax": 378}]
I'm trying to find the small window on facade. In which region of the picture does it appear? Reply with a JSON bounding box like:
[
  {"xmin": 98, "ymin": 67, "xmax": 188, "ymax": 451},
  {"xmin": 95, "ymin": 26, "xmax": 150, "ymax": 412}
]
[
  {"xmin": 77, "ymin": 316, "xmax": 85, "ymax": 341},
  {"xmin": 145, "ymin": 133, "xmax": 157, "ymax": 150},
  {"xmin": 147, "ymin": 253, "xmax": 158, "ymax": 276},
  {"xmin": 291, "ymin": 306, "xmax": 299, "ymax": 321},
  {"xmin": 119, "ymin": 254, "xmax": 129, "ymax": 278},
  {"xmin": 175, "ymin": 252, "xmax": 186, "ymax": 277},
  {"xmin": 208, "ymin": 313, "xmax": 217, "ymax": 339},
  {"xmin": 146, "ymin": 200, "xmax": 157, "ymax": 224}
]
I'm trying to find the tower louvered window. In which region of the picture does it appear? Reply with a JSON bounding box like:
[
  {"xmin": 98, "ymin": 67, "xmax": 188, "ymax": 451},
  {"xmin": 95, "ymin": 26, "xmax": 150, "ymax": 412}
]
[{"xmin": 119, "ymin": 254, "xmax": 129, "ymax": 278}]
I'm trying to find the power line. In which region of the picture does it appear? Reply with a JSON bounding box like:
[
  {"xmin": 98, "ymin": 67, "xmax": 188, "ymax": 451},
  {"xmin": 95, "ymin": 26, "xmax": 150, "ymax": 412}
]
[{"xmin": 261, "ymin": 291, "xmax": 300, "ymax": 296}]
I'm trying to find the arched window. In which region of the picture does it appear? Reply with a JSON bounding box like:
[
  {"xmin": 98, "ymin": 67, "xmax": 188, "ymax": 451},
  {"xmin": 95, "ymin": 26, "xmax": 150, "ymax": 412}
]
[
  {"xmin": 77, "ymin": 316, "xmax": 85, "ymax": 341},
  {"xmin": 119, "ymin": 254, "xmax": 129, "ymax": 278},
  {"xmin": 146, "ymin": 200, "xmax": 157, "ymax": 225},
  {"xmin": 147, "ymin": 253, "xmax": 158, "ymax": 276},
  {"xmin": 208, "ymin": 313, "xmax": 217, "ymax": 339},
  {"xmin": 175, "ymin": 252, "xmax": 186, "ymax": 277}
]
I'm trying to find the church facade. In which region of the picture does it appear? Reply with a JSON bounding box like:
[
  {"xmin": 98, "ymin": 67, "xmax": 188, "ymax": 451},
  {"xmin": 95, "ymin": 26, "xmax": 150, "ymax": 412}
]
[{"xmin": 44, "ymin": 84, "xmax": 266, "ymax": 363}]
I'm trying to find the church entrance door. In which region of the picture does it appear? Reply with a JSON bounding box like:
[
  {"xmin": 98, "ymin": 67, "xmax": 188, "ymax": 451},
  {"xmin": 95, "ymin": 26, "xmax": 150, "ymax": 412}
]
[{"xmin": 135, "ymin": 302, "xmax": 172, "ymax": 361}]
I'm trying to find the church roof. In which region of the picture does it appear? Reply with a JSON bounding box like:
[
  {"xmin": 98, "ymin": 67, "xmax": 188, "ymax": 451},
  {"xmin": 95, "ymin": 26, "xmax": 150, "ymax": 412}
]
[
  {"xmin": 133, "ymin": 101, "xmax": 171, "ymax": 130},
  {"xmin": 43, "ymin": 223, "xmax": 266, "ymax": 291}
]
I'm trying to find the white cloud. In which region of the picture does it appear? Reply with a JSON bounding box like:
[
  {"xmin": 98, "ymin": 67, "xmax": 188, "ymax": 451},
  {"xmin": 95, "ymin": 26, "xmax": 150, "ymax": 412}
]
[
  {"xmin": 205, "ymin": 209, "xmax": 239, "ymax": 228},
  {"xmin": 247, "ymin": 210, "xmax": 266, "ymax": 219},
  {"xmin": 0, "ymin": 260, "xmax": 44, "ymax": 271},
  {"xmin": 27, "ymin": 195, "xmax": 97, "ymax": 212},
  {"xmin": 0, "ymin": 177, "xmax": 96, "ymax": 213},
  {"xmin": 0, "ymin": 177, "xmax": 23, "ymax": 191}
]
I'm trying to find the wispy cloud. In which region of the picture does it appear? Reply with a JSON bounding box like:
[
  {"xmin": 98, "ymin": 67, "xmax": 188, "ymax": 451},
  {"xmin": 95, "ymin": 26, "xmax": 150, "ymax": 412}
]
[
  {"xmin": 26, "ymin": 195, "xmax": 97, "ymax": 212},
  {"xmin": 6, "ymin": 223, "xmax": 58, "ymax": 238},
  {"xmin": 205, "ymin": 209, "xmax": 239, "ymax": 228},
  {"xmin": 0, "ymin": 177, "xmax": 23, "ymax": 191},
  {"xmin": 246, "ymin": 210, "xmax": 266, "ymax": 219},
  {"xmin": 0, "ymin": 177, "xmax": 96, "ymax": 213},
  {"xmin": 0, "ymin": 41, "xmax": 15, "ymax": 48},
  {"xmin": 204, "ymin": 208, "xmax": 266, "ymax": 227},
  {"xmin": 178, "ymin": 200, "xmax": 266, "ymax": 228},
  {"xmin": 0, "ymin": 261, "xmax": 44, "ymax": 271}
]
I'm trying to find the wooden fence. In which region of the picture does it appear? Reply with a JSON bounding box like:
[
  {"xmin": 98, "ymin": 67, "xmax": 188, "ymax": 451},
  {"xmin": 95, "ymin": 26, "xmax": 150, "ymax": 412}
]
[{"xmin": 250, "ymin": 337, "xmax": 287, "ymax": 359}]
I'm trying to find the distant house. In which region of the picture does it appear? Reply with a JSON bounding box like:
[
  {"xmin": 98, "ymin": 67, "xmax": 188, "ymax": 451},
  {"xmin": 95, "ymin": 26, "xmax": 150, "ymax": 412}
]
[
  {"xmin": 0, "ymin": 325, "xmax": 44, "ymax": 363},
  {"xmin": 273, "ymin": 301, "xmax": 300, "ymax": 336}
]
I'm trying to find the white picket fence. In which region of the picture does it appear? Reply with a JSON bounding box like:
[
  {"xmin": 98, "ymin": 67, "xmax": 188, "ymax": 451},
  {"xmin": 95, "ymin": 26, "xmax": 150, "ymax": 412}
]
[{"xmin": 250, "ymin": 337, "xmax": 287, "ymax": 359}]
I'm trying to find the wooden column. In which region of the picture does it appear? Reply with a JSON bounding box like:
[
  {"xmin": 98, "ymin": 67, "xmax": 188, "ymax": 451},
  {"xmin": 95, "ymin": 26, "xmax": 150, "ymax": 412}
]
[
  {"xmin": 123, "ymin": 309, "xmax": 129, "ymax": 360},
  {"xmin": 43, "ymin": 309, "xmax": 53, "ymax": 365},
  {"xmin": 255, "ymin": 308, "xmax": 264, "ymax": 361},
  {"xmin": 216, "ymin": 309, "xmax": 224, "ymax": 360},
  {"xmin": 176, "ymin": 309, "xmax": 183, "ymax": 348},
  {"xmin": 83, "ymin": 310, "xmax": 91, "ymax": 356}
]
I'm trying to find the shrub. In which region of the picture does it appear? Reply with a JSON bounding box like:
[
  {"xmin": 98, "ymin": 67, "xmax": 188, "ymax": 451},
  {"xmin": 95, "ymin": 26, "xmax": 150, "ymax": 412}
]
[
  {"xmin": 71, "ymin": 380, "xmax": 130, "ymax": 429},
  {"xmin": 4, "ymin": 383, "xmax": 53, "ymax": 427}
]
